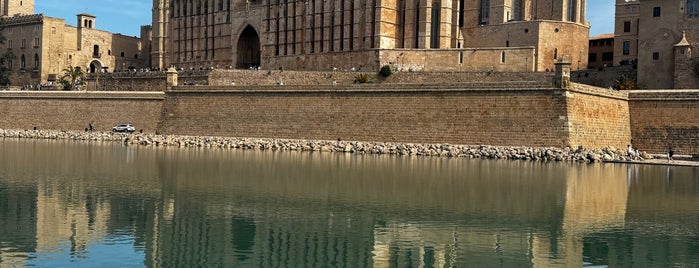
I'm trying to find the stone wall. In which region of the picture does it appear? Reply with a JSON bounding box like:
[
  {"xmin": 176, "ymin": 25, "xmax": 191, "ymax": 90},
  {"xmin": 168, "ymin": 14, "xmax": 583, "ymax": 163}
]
[
  {"xmin": 566, "ymin": 83, "xmax": 631, "ymax": 149},
  {"xmin": 207, "ymin": 69, "xmax": 553, "ymax": 86},
  {"xmin": 571, "ymin": 65, "xmax": 636, "ymax": 89},
  {"xmin": 628, "ymin": 90, "xmax": 699, "ymax": 155},
  {"xmin": 4, "ymin": 83, "xmax": 696, "ymax": 155},
  {"xmin": 157, "ymin": 84, "xmax": 625, "ymax": 149},
  {"xmin": 0, "ymin": 91, "xmax": 164, "ymax": 132},
  {"xmin": 380, "ymin": 48, "xmax": 536, "ymax": 72},
  {"xmin": 84, "ymin": 71, "xmax": 209, "ymax": 91}
]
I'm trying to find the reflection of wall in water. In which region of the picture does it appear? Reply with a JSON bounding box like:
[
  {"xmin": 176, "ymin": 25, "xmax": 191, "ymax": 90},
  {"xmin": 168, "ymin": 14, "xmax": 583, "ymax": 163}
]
[{"xmin": 0, "ymin": 183, "xmax": 37, "ymax": 268}]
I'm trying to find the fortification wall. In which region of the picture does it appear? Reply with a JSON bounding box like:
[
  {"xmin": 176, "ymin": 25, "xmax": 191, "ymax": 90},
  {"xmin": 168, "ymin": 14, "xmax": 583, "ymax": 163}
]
[
  {"xmin": 207, "ymin": 69, "xmax": 553, "ymax": 86},
  {"xmin": 84, "ymin": 71, "xmax": 209, "ymax": 91},
  {"xmin": 0, "ymin": 91, "xmax": 164, "ymax": 132},
  {"xmin": 158, "ymin": 85, "xmax": 573, "ymax": 147},
  {"xmin": 571, "ymin": 65, "xmax": 636, "ymax": 89},
  {"xmin": 629, "ymin": 90, "xmax": 699, "ymax": 155},
  {"xmin": 3, "ymin": 84, "xmax": 694, "ymax": 155},
  {"xmin": 566, "ymin": 83, "xmax": 631, "ymax": 149},
  {"xmin": 379, "ymin": 48, "xmax": 536, "ymax": 72}
]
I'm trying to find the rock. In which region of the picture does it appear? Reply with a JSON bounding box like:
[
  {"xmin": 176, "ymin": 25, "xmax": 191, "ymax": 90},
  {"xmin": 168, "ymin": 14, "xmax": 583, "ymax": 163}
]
[{"xmin": 602, "ymin": 154, "xmax": 613, "ymax": 161}]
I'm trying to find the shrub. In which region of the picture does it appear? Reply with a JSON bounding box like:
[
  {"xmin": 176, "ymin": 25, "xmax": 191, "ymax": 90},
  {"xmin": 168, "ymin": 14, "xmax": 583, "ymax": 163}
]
[
  {"xmin": 379, "ymin": 65, "xmax": 392, "ymax": 77},
  {"xmin": 612, "ymin": 74, "xmax": 636, "ymax": 91},
  {"xmin": 354, "ymin": 73, "xmax": 370, "ymax": 84}
]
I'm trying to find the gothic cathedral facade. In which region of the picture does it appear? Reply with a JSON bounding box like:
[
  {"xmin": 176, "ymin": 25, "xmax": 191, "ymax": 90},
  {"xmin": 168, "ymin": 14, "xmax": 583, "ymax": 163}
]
[{"xmin": 152, "ymin": 0, "xmax": 589, "ymax": 72}]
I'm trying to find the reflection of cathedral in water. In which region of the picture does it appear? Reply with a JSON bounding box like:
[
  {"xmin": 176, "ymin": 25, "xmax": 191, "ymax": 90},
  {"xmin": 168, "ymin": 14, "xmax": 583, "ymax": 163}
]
[{"xmin": 1, "ymin": 153, "xmax": 699, "ymax": 267}]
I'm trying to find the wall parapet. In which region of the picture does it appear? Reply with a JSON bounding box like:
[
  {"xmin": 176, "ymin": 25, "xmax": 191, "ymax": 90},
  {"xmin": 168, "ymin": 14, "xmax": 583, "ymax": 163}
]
[
  {"xmin": 0, "ymin": 91, "xmax": 165, "ymax": 100},
  {"xmin": 570, "ymin": 83, "xmax": 629, "ymax": 101}
]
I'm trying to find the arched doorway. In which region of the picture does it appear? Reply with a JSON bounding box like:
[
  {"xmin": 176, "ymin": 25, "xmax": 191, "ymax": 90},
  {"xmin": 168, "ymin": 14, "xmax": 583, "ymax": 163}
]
[
  {"xmin": 89, "ymin": 60, "xmax": 102, "ymax": 73},
  {"xmin": 236, "ymin": 25, "xmax": 261, "ymax": 69}
]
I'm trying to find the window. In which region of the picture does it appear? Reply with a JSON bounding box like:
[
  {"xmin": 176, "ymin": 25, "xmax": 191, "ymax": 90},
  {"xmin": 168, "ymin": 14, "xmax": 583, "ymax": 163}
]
[
  {"xmin": 588, "ymin": 53, "xmax": 597, "ymax": 62},
  {"xmin": 653, "ymin": 6, "xmax": 661, "ymax": 17},
  {"xmin": 479, "ymin": 0, "xmax": 490, "ymax": 24},
  {"xmin": 624, "ymin": 21, "xmax": 631, "ymax": 32},
  {"xmin": 602, "ymin": 52, "xmax": 613, "ymax": 61},
  {"xmin": 34, "ymin": 37, "xmax": 40, "ymax": 47},
  {"xmin": 20, "ymin": 39, "xmax": 26, "ymax": 48},
  {"xmin": 568, "ymin": 0, "xmax": 577, "ymax": 22},
  {"xmin": 501, "ymin": 51, "xmax": 506, "ymax": 63},
  {"xmin": 652, "ymin": 52, "xmax": 659, "ymax": 60},
  {"xmin": 689, "ymin": 0, "xmax": 699, "ymax": 17},
  {"xmin": 34, "ymin": 53, "xmax": 39, "ymax": 69},
  {"xmin": 120, "ymin": 51, "xmax": 125, "ymax": 57},
  {"xmin": 458, "ymin": 0, "xmax": 465, "ymax": 26},
  {"xmin": 623, "ymin": 41, "xmax": 631, "ymax": 55},
  {"xmin": 512, "ymin": 0, "xmax": 522, "ymax": 21},
  {"xmin": 20, "ymin": 54, "xmax": 26, "ymax": 69},
  {"xmin": 430, "ymin": 0, "xmax": 441, "ymax": 49}
]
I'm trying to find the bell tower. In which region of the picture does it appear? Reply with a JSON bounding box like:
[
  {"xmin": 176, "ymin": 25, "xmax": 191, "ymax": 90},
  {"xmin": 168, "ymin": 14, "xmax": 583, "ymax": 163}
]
[{"xmin": 0, "ymin": 0, "xmax": 35, "ymax": 17}]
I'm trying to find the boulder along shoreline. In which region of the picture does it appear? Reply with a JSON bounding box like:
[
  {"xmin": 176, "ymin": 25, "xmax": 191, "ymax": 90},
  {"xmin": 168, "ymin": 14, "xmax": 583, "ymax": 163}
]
[{"xmin": 0, "ymin": 129, "xmax": 652, "ymax": 163}]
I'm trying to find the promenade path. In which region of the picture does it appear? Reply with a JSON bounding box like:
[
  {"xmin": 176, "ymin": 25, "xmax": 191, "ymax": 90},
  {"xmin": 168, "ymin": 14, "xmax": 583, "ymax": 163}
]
[{"xmin": 610, "ymin": 156, "xmax": 699, "ymax": 167}]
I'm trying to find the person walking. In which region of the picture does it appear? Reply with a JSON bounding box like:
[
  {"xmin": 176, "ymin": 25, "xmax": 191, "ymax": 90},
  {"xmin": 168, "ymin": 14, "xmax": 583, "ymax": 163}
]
[{"xmin": 668, "ymin": 147, "xmax": 674, "ymax": 163}]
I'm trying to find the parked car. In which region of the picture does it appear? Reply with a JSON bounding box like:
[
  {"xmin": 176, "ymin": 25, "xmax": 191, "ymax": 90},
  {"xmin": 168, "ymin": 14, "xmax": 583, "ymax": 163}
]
[{"xmin": 112, "ymin": 124, "xmax": 136, "ymax": 133}]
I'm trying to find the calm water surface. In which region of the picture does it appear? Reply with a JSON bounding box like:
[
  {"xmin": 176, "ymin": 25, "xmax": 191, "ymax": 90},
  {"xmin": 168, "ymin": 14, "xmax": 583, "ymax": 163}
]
[{"xmin": 0, "ymin": 138, "xmax": 697, "ymax": 268}]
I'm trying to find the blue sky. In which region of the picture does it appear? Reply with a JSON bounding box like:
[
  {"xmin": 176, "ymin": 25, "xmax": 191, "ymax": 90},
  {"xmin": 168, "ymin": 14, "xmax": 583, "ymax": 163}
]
[{"xmin": 36, "ymin": 0, "xmax": 616, "ymax": 37}]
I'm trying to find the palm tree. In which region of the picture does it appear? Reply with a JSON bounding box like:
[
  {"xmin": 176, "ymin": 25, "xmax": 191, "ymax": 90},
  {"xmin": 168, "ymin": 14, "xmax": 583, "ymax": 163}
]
[{"xmin": 60, "ymin": 66, "xmax": 86, "ymax": 90}]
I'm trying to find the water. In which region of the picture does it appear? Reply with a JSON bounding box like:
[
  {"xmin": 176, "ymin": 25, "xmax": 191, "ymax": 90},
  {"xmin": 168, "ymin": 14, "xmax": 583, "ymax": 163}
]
[{"xmin": 0, "ymin": 138, "xmax": 697, "ymax": 268}]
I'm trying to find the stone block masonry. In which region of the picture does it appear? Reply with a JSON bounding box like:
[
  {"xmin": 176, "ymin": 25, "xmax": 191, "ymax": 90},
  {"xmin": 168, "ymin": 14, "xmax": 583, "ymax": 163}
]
[
  {"xmin": 158, "ymin": 83, "xmax": 630, "ymax": 149},
  {"xmin": 0, "ymin": 91, "xmax": 164, "ymax": 133},
  {"xmin": 0, "ymin": 83, "xmax": 641, "ymax": 153},
  {"xmin": 629, "ymin": 90, "xmax": 699, "ymax": 155}
]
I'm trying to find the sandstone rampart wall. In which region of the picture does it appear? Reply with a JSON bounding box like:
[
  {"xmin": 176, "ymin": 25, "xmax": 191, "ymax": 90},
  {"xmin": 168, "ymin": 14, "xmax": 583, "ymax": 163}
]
[
  {"xmin": 628, "ymin": 90, "xmax": 699, "ymax": 155},
  {"xmin": 0, "ymin": 91, "xmax": 164, "ymax": 132}
]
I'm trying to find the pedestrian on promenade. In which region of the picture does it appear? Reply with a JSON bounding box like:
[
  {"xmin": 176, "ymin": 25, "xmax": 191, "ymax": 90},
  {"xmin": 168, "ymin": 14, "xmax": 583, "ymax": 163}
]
[
  {"xmin": 668, "ymin": 147, "xmax": 674, "ymax": 163},
  {"xmin": 627, "ymin": 145, "xmax": 633, "ymax": 158}
]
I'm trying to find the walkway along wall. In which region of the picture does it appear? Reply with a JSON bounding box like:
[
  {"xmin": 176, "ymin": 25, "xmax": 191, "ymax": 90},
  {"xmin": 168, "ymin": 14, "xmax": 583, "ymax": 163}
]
[
  {"xmin": 628, "ymin": 90, "xmax": 699, "ymax": 155},
  {"xmin": 0, "ymin": 92, "xmax": 164, "ymax": 132},
  {"xmin": 157, "ymin": 83, "xmax": 631, "ymax": 150}
]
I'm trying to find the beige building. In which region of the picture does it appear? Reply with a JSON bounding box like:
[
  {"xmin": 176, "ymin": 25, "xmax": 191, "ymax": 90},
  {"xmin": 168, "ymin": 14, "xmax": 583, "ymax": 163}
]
[
  {"xmin": 613, "ymin": 0, "xmax": 639, "ymax": 67},
  {"xmin": 0, "ymin": 1, "xmax": 150, "ymax": 86},
  {"xmin": 622, "ymin": 0, "xmax": 698, "ymax": 89},
  {"xmin": 152, "ymin": 0, "xmax": 589, "ymax": 72}
]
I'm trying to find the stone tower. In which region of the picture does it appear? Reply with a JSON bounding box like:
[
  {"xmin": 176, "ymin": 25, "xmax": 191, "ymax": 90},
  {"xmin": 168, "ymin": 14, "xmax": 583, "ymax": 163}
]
[
  {"xmin": 0, "ymin": 0, "xmax": 34, "ymax": 17},
  {"xmin": 151, "ymin": 0, "xmax": 170, "ymax": 70}
]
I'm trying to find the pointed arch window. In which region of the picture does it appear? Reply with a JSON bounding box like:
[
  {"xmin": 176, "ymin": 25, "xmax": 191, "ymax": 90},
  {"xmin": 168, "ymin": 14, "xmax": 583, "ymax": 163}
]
[
  {"xmin": 34, "ymin": 53, "xmax": 39, "ymax": 69},
  {"xmin": 20, "ymin": 54, "xmax": 26, "ymax": 69}
]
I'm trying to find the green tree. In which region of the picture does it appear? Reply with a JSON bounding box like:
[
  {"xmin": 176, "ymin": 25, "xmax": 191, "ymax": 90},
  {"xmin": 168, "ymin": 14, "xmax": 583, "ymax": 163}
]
[
  {"xmin": 0, "ymin": 20, "xmax": 16, "ymax": 86},
  {"xmin": 60, "ymin": 66, "xmax": 86, "ymax": 90}
]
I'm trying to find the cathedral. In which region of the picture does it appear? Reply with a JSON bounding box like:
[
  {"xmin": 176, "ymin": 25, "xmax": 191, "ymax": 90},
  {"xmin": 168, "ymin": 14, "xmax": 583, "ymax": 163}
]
[{"xmin": 151, "ymin": 0, "xmax": 589, "ymax": 72}]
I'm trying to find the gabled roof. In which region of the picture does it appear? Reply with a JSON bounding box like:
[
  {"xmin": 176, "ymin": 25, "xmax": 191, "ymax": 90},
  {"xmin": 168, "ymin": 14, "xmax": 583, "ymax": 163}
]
[{"xmin": 674, "ymin": 31, "xmax": 691, "ymax": 47}]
